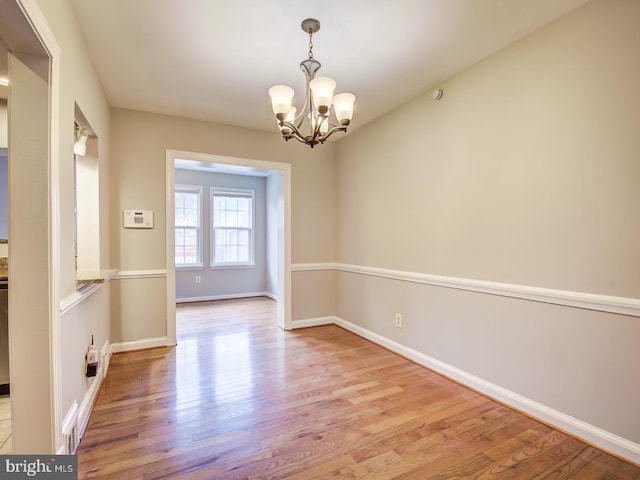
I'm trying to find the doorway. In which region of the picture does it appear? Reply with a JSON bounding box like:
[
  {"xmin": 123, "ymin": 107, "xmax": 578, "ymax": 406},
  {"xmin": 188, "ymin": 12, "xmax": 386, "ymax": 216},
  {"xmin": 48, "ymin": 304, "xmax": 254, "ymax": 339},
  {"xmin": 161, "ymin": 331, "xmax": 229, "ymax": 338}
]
[
  {"xmin": 0, "ymin": 0, "xmax": 59, "ymax": 453},
  {"xmin": 165, "ymin": 150, "xmax": 291, "ymax": 345}
]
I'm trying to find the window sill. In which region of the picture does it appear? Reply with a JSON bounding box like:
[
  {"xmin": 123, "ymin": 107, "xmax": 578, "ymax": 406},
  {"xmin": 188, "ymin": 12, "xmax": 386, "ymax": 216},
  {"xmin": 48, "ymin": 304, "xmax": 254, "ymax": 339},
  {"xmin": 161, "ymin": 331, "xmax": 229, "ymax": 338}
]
[
  {"xmin": 176, "ymin": 265, "xmax": 204, "ymax": 271},
  {"xmin": 209, "ymin": 263, "xmax": 256, "ymax": 270}
]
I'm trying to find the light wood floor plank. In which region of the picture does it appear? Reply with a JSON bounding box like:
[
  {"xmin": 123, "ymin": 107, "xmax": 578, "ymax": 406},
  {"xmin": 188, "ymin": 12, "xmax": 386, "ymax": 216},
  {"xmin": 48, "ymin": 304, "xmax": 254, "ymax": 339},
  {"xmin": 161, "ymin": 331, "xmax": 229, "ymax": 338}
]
[{"xmin": 77, "ymin": 297, "xmax": 640, "ymax": 479}]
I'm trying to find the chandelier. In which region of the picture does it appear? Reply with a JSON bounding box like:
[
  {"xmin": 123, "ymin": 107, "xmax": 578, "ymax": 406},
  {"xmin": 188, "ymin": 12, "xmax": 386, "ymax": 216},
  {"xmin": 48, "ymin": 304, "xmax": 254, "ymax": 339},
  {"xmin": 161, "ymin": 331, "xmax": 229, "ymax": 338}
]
[{"xmin": 268, "ymin": 18, "xmax": 356, "ymax": 148}]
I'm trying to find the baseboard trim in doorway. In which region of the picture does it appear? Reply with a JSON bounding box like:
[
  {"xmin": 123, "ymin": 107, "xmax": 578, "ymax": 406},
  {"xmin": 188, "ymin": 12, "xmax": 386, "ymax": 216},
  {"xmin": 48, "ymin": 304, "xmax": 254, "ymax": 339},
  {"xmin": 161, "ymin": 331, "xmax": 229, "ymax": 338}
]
[
  {"xmin": 176, "ymin": 292, "xmax": 276, "ymax": 303},
  {"xmin": 291, "ymin": 316, "xmax": 337, "ymax": 329},
  {"xmin": 111, "ymin": 336, "xmax": 169, "ymax": 353}
]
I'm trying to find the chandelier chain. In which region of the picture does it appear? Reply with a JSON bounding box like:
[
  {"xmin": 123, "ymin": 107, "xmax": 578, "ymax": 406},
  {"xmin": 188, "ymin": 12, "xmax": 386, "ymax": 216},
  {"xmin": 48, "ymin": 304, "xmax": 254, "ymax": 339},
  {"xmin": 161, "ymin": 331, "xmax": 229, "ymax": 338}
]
[{"xmin": 308, "ymin": 30, "xmax": 314, "ymax": 60}]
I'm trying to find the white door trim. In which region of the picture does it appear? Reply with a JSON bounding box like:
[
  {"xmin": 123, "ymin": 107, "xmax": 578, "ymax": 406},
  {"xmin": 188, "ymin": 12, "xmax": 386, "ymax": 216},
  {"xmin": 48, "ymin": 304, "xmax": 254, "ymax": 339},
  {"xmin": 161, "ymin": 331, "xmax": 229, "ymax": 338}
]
[{"xmin": 165, "ymin": 149, "xmax": 292, "ymax": 344}]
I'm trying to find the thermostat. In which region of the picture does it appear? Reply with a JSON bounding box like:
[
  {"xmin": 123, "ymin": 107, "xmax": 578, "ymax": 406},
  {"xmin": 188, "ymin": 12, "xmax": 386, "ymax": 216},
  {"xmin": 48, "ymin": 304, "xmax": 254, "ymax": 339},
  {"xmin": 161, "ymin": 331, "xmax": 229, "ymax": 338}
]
[{"xmin": 124, "ymin": 210, "xmax": 154, "ymax": 228}]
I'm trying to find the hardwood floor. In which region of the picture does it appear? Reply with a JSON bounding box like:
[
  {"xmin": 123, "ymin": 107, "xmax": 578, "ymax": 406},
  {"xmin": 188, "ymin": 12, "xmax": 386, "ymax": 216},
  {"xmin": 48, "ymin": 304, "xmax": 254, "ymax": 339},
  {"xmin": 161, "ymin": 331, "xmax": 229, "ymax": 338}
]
[{"xmin": 77, "ymin": 297, "xmax": 640, "ymax": 479}]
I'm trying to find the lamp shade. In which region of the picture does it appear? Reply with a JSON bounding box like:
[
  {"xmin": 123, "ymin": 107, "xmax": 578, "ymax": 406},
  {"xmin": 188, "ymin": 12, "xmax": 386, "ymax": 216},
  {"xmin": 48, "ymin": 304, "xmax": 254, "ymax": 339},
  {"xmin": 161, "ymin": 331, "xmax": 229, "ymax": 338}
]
[
  {"xmin": 333, "ymin": 93, "xmax": 355, "ymax": 126},
  {"xmin": 319, "ymin": 117, "xmax": 329, "ymax": 134},
  {"xmin": 268, "ymin": 85, "xmax": 295, "ymax": 120},
  {"xmin": 279, "ymin": 106, "xmax": 297, "ymax": 134},
  {"xmin": 285, "ymin": 106, "xmax": 297, "ymax": 123},
  {"xmin": 309, "ymin": 77, "xmax": 336, "ymax": 115},
  {"xmin": 74, "ymin": 134, "xmax": 88, "ymax": 156}
]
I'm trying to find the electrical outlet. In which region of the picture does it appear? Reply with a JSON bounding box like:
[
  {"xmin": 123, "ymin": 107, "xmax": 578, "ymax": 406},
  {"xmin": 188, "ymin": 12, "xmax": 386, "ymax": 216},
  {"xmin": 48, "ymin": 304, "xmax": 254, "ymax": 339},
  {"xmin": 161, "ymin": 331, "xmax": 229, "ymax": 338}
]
[
  {"xmin": 395, "ymin": 313, "xmax": 403, "ymax": 328},
  {"xmin": 195, "ymin": 275, "xmax": 201, "ymax": 284}
]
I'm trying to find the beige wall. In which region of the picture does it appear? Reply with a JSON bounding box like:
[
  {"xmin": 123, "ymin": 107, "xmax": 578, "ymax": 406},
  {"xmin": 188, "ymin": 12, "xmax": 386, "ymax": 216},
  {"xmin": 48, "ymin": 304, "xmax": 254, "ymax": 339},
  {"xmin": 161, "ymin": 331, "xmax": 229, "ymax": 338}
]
[
  {"xmin": 335, "ymin": 0, "xmax": 640, "ymax": 446},
  {"xmin": 10, "ymin": 0, "xmax": 113, "ymax": 453},
  {"xmin": 110, "ymin": 108, "xmax": 336, "ymax": 342},
  {"xmin": 36, "ymin": 0, "xmax": 112, "ymax": 294},
  {"xmin": 22, "ymin": 0, "xmax": 638, "ymax": 459}
]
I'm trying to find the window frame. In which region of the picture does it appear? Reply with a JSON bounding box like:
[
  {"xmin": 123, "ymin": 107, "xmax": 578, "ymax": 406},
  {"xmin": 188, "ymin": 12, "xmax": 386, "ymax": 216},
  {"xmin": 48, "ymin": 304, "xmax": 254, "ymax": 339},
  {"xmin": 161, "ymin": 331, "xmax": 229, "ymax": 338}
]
[
  {"xmin": 210, "ymin": 187, "xmax": 255, "ymax": 269},
  {"xmin": 174, "ymin": 184, "xmax": 203, "ymax": 269}
]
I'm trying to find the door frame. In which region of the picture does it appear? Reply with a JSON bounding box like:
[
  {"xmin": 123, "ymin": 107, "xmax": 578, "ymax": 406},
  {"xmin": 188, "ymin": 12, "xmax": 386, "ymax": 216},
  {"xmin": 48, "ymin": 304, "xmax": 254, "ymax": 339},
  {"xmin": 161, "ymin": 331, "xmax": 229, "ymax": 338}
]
[{"xmin": 165, "ymin": 149, "xmax": 291, "ymax": 344}]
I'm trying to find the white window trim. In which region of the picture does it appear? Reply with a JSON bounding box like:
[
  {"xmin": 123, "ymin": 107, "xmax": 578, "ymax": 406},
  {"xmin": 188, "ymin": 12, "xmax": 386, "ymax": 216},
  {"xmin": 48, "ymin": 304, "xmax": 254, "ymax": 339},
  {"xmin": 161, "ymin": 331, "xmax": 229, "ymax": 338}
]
[
  {"xmin": 210, "ymin": 186, "xmax": 256, "ymax": 269},
  {"xmin": 175, "ymin": 184, "xmax": 203, "ymax": 269}
]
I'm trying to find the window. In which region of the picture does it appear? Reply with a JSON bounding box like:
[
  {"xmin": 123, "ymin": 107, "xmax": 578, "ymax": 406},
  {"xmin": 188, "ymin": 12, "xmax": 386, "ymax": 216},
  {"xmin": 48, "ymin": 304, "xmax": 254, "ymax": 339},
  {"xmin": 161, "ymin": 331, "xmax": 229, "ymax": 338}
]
[
  {"xmin": 211, "ymin": 187, "xmax": 254, "ymax": 267},
  {"xmin": 175, "ymin": 185, "xmax": 202, "ymax": 267}
]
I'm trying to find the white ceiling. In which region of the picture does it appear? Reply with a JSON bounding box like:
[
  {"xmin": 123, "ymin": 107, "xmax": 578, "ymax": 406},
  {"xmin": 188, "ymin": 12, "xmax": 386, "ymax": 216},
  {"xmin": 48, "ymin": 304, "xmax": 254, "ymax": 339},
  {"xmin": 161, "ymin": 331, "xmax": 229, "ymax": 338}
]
[{"xmin": 70, "ymin": 0, "xmax": 587, "ymax": 133}]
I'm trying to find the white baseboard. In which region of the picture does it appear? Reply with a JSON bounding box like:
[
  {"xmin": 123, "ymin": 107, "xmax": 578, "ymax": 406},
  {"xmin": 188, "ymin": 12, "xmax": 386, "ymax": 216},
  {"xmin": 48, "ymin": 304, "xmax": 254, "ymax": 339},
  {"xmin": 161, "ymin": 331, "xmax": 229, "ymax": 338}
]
[
  {"xmin": 77, "ymin": 339, "xmax": 111, "ymax": 441},
  {"xmin": 111, "ymin": 336, "xmax": 169, "ymax": 353},
  {"xmin": 334, "ymin": 316, "xmax": 640, "ymax": 465},
  {"xmin": 291, "ymin": 316, "xmax": 337, "ymax": 329},
  {"xmin": 78, "ymin": 376, "xmax": 101, "ymax": 440},
  {"xmin": 176, "ymin": 292, "xmax": 275, "ymax": 303}
]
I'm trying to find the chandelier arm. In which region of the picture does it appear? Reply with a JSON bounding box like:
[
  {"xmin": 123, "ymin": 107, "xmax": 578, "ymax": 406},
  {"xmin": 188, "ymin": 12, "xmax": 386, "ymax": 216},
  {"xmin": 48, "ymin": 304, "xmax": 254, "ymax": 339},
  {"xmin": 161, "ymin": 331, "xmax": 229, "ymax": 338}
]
[
  {"xmin": 279, "ymin": 120, "xmax": 308, "ymax": 143},
  {"xmin": 317, "ymin": 125, "xmax": 348, "ymax": 142},
  {"xmin": 311, "ymin": 114, "xmax": 331, "ymax": 142},
  {"xmin": 306, "ymin": 86, "xmax": 315, "ymax": 138},
  {"xmin": 292, "ymin": 96, "xmax": 311, "ymax": 129}
]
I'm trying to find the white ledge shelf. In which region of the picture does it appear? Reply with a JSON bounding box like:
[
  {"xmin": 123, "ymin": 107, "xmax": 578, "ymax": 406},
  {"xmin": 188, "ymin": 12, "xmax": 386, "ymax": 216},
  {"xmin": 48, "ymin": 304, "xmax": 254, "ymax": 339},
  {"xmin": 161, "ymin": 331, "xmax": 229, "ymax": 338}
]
[
  {"xmin": 61, "ymin": 269, "xmax": 118, "ymax": 316},
  {"xmin": 76, "ymin": 269, "xmax": 118, "ymax": 285}
]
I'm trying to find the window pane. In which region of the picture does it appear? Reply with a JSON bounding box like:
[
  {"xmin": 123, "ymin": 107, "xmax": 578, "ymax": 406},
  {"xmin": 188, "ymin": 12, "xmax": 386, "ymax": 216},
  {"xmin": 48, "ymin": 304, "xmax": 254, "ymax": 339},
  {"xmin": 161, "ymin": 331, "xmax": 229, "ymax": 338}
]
[
  {"xmin": 184, "ymin": 208, "xmax": 198, "ymax": 226},
  {"xmin": 175, "ymin": 209, "xmax": 185, "ymax": 226},
  {"xmin": 176, "ymin": 193, "xmax": 184, "ymax": 209},
  {"xmin": 225, "ymin": 210, "xmax": 236, "ymax": 227},
  {"xmin": 237, "ymin": 197, "xmax": 249, "ymax": 211},
  {"xmin": 238, "ymin": 211, "xmax": 249, "ymax": 228},
  {"xmin": 212, "ymin": 191, "xmax": 253, "ymax": 266},
  {"xmin": 175, "ymin": 228, "xmax": 184, "ymax": 245},
  {"xmin": 175, "ymin": 246, "xmax": 185, "ymax": 264},
  {"xmin": 184, "ymin": 193, "xmax": 198, "ymax": 209},
  {"xmin": 184, "ymin": 229, "xmax": 197, "ymax": 246},
  {"xmin": 175, "ymin": 188, "xmax": 201, "ymax": 265},
  {"xmin": 227, "ymin": 229, "xmax": 237, "ymax": 245},
  {"xmin": 215, "ymin": 228, "xmax": 225, "ymax": 245}
]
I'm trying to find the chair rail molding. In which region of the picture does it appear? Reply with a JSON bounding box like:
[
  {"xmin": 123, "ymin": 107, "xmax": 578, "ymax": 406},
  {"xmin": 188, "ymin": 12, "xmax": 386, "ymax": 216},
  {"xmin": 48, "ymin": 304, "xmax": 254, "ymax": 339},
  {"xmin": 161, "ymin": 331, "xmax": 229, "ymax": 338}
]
[
  {"xmin": 113, "ymin": 269, "xmax": 168, "ymax": 280},
  {"xmin": 290, "ymin": 262, "xmax": 640, "ymax": 318}
]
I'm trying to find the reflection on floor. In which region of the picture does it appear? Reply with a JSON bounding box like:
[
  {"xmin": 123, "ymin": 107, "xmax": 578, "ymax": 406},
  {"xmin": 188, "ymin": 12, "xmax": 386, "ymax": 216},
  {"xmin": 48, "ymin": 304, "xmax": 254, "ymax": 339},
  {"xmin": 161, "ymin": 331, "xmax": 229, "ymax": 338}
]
[{"xmin": 0, "ymin": 395, "xmax": 10, "ymax": 453}]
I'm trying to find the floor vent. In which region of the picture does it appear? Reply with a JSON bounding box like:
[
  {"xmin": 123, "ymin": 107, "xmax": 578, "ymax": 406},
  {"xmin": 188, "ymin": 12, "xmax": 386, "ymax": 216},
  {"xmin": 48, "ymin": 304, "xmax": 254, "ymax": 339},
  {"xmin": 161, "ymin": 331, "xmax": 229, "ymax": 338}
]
[{"xmin": 61, "ymin": 401, "xmax": 79, "ymax": 454}]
